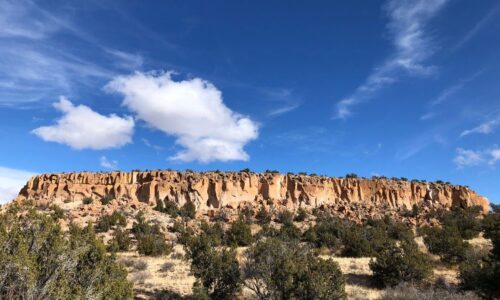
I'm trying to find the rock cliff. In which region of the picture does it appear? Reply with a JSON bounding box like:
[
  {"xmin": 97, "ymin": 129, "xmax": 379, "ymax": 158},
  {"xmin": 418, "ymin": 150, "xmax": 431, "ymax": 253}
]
[{"xmin": 16, "ymin": 171, "xmax": 489, "ymax": 217}]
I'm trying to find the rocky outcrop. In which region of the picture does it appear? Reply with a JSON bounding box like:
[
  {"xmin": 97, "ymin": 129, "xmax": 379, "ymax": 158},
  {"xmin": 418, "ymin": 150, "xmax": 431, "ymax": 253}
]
[{"xmin": 16, "ymin": 171, "xmax": 490, "ymax": 215}]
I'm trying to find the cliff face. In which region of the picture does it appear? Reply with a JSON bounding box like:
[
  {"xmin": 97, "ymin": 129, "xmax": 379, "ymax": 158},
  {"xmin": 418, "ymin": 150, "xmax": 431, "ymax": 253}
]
[{"xmin": 16, "ymin": 171, "xmax": 490, "ymax": 214}]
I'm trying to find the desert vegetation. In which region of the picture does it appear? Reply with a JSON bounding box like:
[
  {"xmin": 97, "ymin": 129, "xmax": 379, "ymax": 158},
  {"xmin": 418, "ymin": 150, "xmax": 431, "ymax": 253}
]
[
  {"xmin": 0, "ymin": 199, "xmax": 498, "ymax": 299},
  {"xmin": 0, "ymin": 202, "xmax": 132, "ymax": 299}
]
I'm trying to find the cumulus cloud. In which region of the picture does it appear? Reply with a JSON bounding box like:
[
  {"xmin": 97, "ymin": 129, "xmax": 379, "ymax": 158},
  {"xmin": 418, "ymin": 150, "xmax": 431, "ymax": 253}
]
[
  {"xmin": 32, "ymin": 96, "xmax": 134, "ymax": 149},
  {"xmin": 100, "ymin": 156, "xmax": 118, "ymax": 169},
  {"xmin": 454, "ymin": 146, "xmax": 500, "ymax": 168},
  {"xmin": 106, "ymin": 71, "xmax": 259, "ymax": 162},
  {"xmin": 0, "ymin": 166, "xmax": 34, "ymax": 204},
  {"xmin": 334, "ymin": 0, "xmax": 447, "ymax": 119}
]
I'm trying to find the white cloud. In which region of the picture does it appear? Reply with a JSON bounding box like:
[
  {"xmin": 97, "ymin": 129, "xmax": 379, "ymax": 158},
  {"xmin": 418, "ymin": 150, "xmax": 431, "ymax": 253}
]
[
  {"xmin": 452, "ymin": 4, "xmax": 500, "ymax": 51},
  {"xmin": 334, "ymin": 0, "xmax": 447, "ymax": 119},
  {"xmin": 0, "ymin": 0, "xmax": 59, "ymax": 39},
  {"xmin": 461, "ymin": 117, "xmax": 500, "ymax": 137},
  {"xmin": 454, "ymin": 148, "xmax": 485, "ymax": 168},
  {"xmin": 0, "ymin": 1, "xmax": 143, "ymax": 106},
  {"xmin": 491, "ymin": 148, "xmax": 500, "ymax": 165},
  {"xmin": 105, "ymin": 71, "xmax": 259, "ymax": 162},
  {"xmin": 0, "ymin": 166, "xmax": 34, "ymax": 204},
  {"xmin": 454, "ymin": 146, "xmax": 500, "ymax": 168},
  {"xmin": 268, "ymin": 103, "xmax": 300, "ymax": 117},
  {"xmin": 32, "ymin": 96, "xmax": 134, "ymax": 149},
  {"xmin": 105, "ymin": 48, "xmax": 143, "ymax": 70},
  {"xmin": 100, "ymin": 156, "xmax": 118, "ymax": 169}
]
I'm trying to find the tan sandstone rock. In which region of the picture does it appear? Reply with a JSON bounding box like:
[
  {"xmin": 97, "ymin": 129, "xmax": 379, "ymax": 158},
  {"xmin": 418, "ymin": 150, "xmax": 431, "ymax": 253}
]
[{"xmin": 15, "ymin": 171, "xmax": 490, "ymax": 215}]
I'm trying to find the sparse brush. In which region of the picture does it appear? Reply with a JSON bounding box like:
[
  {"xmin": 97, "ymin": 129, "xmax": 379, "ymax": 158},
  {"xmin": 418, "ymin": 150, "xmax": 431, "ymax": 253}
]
[
  {"xmin": 381, "ymin": 282, "xmax": 480, "ymax": 300},
  {"xmin": 134, "ymin": 260, "xmax": 148, "ymax": 271},
  {"xmin": 119, "ymin": 258, "xmax": 135, "ymax": 268},
  {"xmin": 132, "ymin": 271, "xmax": 150, "ymax": 285},
  {"xmin": 160, "ymin": 262, "xmax": 174, "ymax": 272}
]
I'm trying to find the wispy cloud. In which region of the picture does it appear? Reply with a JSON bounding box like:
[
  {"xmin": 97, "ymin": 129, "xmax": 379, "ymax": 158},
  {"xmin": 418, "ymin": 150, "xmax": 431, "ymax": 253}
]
[
  {"xmin": 0, "ymin": 0, "xmax": 143, "ymax": 106},
  {"xmin": 460, "ymin": 114, "xmax": 500, "ymax": 137},
  {"xmin": 261, "ymin": 88, "xmax": 301, "ymax": 118},
  {"xmin": 142, "ymin": 138, "xmax": 164, "ymax": 153},
  {"xmin": 105, "ymin": 48, "xmax": 144, "ymax": 70},
  {"xmin": 454, "ymin": 146, "xmax": 500, "ymax": 168},
  {"xmin": 396, "ymin": 133, "xmax": 446, "ymax": 160},
  {"xmin": 0, "ymin": 0, "xmax": 60, "ymax": 39},
  {"xmin": 100, "ymin": 156, "xmax": 118, "ymax": 169},
  {"xmin": 452, "ymin": 4, "xmax": 500, "ymax": 51},
  {"xmin": 420, "ymin": 70, "xmax": 483, "ymax": 120},
  {"xmin": 334, "ymin": 0, "xmax": 448, "ymax": 119},
  {"xmin": 268, "ymin": 103, "xmax": 300, "ymax": 117},
  {"xmin": 271, "ymin": 126, "xmax": 337, "ymax": 153}
]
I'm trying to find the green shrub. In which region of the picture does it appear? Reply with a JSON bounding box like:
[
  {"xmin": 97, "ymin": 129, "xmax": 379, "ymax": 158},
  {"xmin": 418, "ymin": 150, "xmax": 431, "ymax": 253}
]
[
  {"xmin": 200, "ymin": 221, "xmax": 225, "ymax": 246},
  {"xmin": 107, "ymin": 227, "xmax": 131, "ymax": 252},
  {"xmin": 303, "ymin": 216, "xmax": 344, "ymax": 250},
  {"xmin": 239, "ymin": 206, "xmax": 254, "ymax": 224},
  {"xmin": 341, "ymin": 225, "xmax": 373, "ymax": 257},
  {"xmin": 184, "ymin": 234, "xmax": 241, "ymax": 299},
  {"xmin": 82, "ymin": 197, "xmax": 93, "ymax": 205},
  {"xmin": 111, "ymin": 211, "xmax": 127, "ymax": 226},
  {"xmin": 154, "ymin": 199, "xmax": 165, "ymax": 212},
  {"xmin": 165, "ymin": 200, "xmax": 180, "ymax": 218},
  {"xmin": 51, "ymin": 205, "xmax": 64, "ymax": 220},
  {"xmin": 243, "ymin": 238, "xmax": 346, "ymax": 299},
  {"xmin": 131, "ymin": 211, "xmax": 171, "ymax": 256},
  {"xmin": 171, "ymin": 220, "xmax": 195, "ymax": 245},
  {"xmin": 255, "ymin": 206, "xmax": 271, "ymax": 225},
  {"xmin": 226, "ymin": 217, "xmax": 253, "ymax": 246},
  {"xmin": 180, "ymin": 201, "xmax": 196, "ymax": 219},
  {"xmin": 459, "ymin": 208, "xmax": 500, "ymax": 299},
  {"xmin": 277, "ymin": 210, "xmax": 294, "ymax": 225},
  {"xmin": 294, "ymin": 207, "xmax": 308, "ymax": 222},
  {"xmin": 440, "ymin": 206, "xmax": 482, "ymax": 239},
  {"xmin": 423, "ymin": 226, "xmax": 471, "ymax": 264},
  {"xmin": 131, "ymin": 211, "xmax": 159, "ymax": 236},
  {"xmin": 95, "ymin": 211, "xmax": 127, "ymax": 233},
  {"xmin": 278, "ymin": 221, "xmax": 302, "ymax": 241},
  {"xmin": 370, "ymin": 239, "xmax": 432, "ymax": 287},
  {"xmin": 137, "ymin": 234, "xmax": 172, "ymax": 256},
  {"xmin": 256, "ymin": 224, "xmax": 280, "ymax": 239},
  {"xmin": 100, "ymin": 194, "xmax": 113, "ymax": 205},
  {"xmin": 95, "ymin": 214, "xmax": 113, "ymax": 232},
  {"xmin": 0, "ymin": 206, "xmax": 132, "ymax": 299}
]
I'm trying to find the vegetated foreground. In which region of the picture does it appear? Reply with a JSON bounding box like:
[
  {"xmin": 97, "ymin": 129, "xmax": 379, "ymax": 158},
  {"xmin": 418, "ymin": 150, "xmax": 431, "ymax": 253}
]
[{"xmin": 1, "ymin": 170, "xmax": 498, "ymax": 299}]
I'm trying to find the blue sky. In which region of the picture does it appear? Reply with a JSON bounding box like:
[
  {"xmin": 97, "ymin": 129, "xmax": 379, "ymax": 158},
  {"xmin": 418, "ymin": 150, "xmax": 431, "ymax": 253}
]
[{"xmin": 0, "ymin": 0, "xmax": 499, "ymax": 204}]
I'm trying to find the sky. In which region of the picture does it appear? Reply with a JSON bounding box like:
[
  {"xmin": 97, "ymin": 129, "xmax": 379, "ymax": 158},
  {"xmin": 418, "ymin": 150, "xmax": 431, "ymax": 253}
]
[{"xmin": 0, "ymin": 0, "xmax": 499, "ymax": 204}]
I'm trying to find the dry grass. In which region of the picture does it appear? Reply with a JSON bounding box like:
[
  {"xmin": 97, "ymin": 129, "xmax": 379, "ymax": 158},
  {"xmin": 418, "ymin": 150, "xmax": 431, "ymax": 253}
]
[
  {"xmin": 328, "ymin": 257, "xmax": 382, "ymax": 300},
  {"xmin": 117, "ymin": 244, "xmax": 195, "ymax": 297},
  {"xmin": 380, "ymin": 282, "xmax": 480, "ymax": 300}
]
